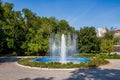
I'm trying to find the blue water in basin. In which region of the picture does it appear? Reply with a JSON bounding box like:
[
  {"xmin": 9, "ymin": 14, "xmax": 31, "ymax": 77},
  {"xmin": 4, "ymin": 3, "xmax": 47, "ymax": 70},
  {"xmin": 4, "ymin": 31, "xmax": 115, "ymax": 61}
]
[{"xmin": 32, "ymin": 57, "xmax": 91, "ymax": 63}]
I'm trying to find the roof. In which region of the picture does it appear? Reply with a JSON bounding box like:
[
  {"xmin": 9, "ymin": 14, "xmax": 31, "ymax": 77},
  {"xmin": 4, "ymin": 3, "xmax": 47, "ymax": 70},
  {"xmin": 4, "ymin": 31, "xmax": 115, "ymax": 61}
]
[{"xmin": 115, "ymin": 30, "xmax": 120, "ymax": 33}]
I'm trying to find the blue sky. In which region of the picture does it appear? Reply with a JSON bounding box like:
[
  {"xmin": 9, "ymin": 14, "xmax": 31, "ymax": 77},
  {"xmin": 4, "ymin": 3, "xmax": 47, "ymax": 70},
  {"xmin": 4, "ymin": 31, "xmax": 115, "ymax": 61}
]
[{"xmin": 3, "ymin": 0, "xmax": 120, "ymax": 30}]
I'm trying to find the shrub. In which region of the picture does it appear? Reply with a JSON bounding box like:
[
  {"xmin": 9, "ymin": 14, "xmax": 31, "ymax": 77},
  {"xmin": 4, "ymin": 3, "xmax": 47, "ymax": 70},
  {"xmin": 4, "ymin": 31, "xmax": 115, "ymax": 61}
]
[
  {"xmin": 24, "ymin": 52, "xmax": 31, "ymax": 56},
  {"xmin": 12, "ymin": 51, "xmax": 17, "ymax": 56}
]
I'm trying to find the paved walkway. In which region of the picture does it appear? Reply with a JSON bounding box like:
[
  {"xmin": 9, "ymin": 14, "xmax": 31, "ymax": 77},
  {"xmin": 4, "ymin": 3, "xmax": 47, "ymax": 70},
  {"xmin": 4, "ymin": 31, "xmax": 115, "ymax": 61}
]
[{"xmin": 0, "ymin": 57, "xmax": 120, "ymax": 80}]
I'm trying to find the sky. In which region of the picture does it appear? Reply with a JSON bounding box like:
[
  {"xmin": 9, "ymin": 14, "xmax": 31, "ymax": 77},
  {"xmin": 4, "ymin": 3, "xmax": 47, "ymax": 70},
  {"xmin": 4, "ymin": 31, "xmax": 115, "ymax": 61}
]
[{"xmin": 3, "ymin": 0, "xmax": 120, "ymax": 30}]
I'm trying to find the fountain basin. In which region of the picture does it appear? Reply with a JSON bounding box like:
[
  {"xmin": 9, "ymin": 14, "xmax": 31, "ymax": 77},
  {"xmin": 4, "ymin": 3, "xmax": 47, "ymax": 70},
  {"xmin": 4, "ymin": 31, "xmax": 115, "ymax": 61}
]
[{"xmin": 32, "ymin": 57, "xmax": 91, "ymax": 63}]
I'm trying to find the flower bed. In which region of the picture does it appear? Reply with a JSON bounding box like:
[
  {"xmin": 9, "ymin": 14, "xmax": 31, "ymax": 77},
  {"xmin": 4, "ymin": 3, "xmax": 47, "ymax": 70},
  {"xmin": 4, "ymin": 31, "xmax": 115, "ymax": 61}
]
[{"xmin": 18, "ymin": 58, "xmax": 109, "ymax": 68}]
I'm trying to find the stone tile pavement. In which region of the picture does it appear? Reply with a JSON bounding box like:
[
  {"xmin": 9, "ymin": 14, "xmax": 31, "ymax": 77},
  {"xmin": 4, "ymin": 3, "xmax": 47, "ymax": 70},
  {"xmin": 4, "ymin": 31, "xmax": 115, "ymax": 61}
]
[{"xmin": 0, "ymin": 57, "xmax": 120, "ymax": 80}]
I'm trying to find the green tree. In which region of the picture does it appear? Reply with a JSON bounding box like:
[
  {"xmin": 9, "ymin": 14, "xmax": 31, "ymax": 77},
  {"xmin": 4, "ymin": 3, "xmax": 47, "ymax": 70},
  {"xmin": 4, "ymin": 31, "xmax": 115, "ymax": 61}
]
[
  {"xmin": 1, "ymin": 2, "xmax": 26, "ymax": 55},
  {"xmin": 1, "ymin": 2, "xmax": 16, "ymax": 55},
  {"xmin": 78, "ymin": 27, "xmax": 100, "ymax": 53},
  {"xmin": 0, "ymin": 0, "xmax": 75, "ymax": 56},
  {"xmin": 0, "ymin": 0, "xmax": 5, "ymax": 53},
  {"xmin": 100, "ymin": 39, "xmax": 114, "ymax": 55},
  {"xmin": 21, "ymin": 9, "xmax": 50, "ymax": 56},
  {"xmin": 58, "ymin": 20, "xmax": 75, "ymax": 34},
  {"xmin": 103, "ymin": 29, "xmax": 120, "ymax": 45},
  {"xmin": 103, "ymin": 29, "xmax": 115, "ymax": 40},
  {"xmin": 0, "ymin": 27, "xmax": 5, "ymax": 53}
]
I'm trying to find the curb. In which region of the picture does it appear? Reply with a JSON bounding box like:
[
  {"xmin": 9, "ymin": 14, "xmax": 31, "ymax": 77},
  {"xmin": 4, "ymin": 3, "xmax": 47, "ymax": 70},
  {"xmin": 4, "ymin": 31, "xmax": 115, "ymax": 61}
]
[{"xmin": 15, "ymin": 62, "xmax": 79, "ymax": 71}]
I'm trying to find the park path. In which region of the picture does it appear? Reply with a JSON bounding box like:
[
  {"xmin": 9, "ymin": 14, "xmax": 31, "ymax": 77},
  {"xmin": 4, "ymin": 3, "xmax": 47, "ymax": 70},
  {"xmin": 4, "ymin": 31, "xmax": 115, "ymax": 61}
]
[
  {"xmin": 99, "ymin": 59, "xmax": 120, "ymax": 69},
  {"xmin": 0, "ymin": 57, "xmax": 120, "ymax": 80}
]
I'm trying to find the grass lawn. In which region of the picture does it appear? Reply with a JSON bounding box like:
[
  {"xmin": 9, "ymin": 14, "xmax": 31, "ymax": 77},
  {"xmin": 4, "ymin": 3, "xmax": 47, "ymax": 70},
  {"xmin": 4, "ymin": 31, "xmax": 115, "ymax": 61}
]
[{"xmin": 77, "ymin": 53, "xmax": 120, "ymax": 59}]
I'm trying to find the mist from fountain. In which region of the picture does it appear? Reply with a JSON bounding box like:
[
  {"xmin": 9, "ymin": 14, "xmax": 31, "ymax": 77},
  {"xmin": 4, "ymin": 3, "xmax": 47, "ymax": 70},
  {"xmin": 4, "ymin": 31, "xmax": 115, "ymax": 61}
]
[{"xmin": 50, "ymin": 34, "xmax": 77, "ymax": 63}]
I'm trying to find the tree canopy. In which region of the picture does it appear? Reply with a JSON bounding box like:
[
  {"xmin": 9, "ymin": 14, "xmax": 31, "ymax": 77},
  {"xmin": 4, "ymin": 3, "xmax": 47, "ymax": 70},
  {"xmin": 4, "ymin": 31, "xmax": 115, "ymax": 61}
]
[
  {"xmin": 0, "ymin": 1, "xmax": 75, "ymax": 56},
  {"xmin": 100, "ymin": 39, "xmax": 114, "ymax": 55},
  {"xmin": 77, "ymin": 27, "xmax": 100, "ymax": 53}
]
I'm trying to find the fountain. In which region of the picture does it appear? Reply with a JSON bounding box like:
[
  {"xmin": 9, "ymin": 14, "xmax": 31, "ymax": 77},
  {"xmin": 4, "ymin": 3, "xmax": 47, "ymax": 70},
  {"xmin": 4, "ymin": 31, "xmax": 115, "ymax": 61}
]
[
  {"xmin": 60, "ymin": 34, "xmax": 66, "ymax": 63},
  {"xmin": 33, "ymin": 34, "xmax": 90, "ymax": 63}
]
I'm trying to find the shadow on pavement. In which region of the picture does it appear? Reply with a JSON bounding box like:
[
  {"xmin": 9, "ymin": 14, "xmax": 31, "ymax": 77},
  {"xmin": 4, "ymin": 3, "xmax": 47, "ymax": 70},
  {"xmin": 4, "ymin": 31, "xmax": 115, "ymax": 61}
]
[
  {"xmin": 66, "ymin": 68, "xmax": 120, "ymax": 80},
  {"xmin": 19, "ymin": 77, "xmax": 54, "ymax": 80},
  {"xmin": 0, "ymin": 57, "xmax": 21, "ymax": 63}
]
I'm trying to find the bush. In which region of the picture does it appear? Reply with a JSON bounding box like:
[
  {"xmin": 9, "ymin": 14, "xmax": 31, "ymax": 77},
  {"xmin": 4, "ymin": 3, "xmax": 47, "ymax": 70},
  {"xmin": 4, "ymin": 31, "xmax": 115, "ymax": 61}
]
[
  {"xmin": 11, "ymin": 51, "xmax": 17, "ymax": 56},
  {"xmin": 24, "ymin": 52, "xmax": 31, "ymax": 56},
  {"xmin": 76, "ymin": 53, "xmax": 96, "ymax": 58}
]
